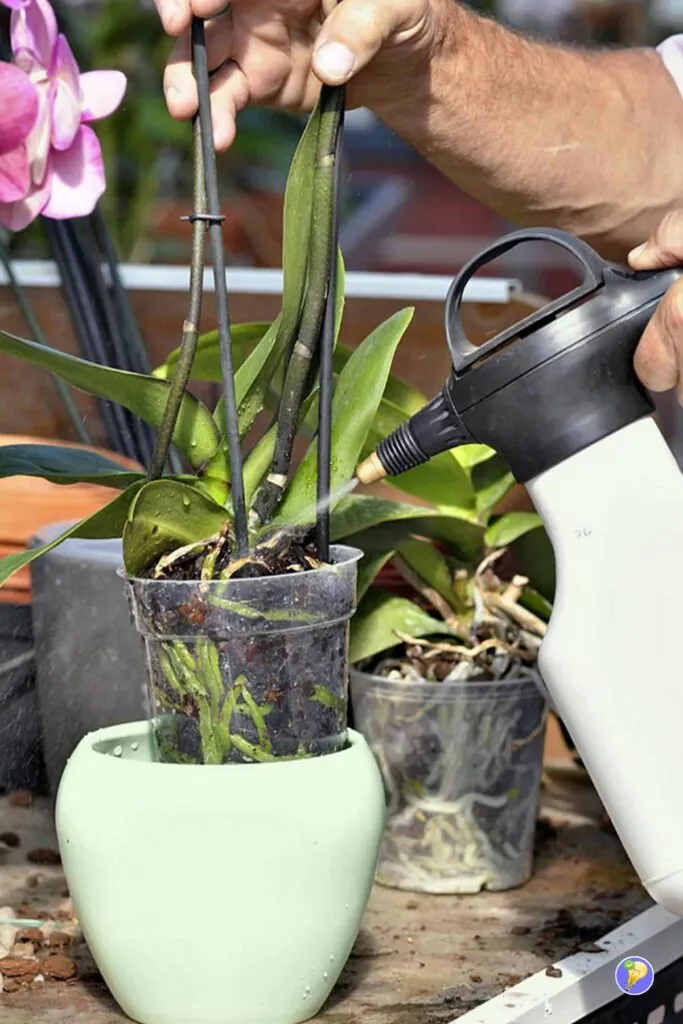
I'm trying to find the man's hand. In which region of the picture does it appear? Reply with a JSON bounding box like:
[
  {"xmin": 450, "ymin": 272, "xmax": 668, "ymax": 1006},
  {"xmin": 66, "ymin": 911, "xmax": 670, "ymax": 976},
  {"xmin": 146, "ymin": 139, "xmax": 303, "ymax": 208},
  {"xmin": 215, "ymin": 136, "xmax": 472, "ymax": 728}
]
[
  {"xmin": 629, "ymin": 211, "xmax": 683, "ymax": 401},
  {"xmin": 153, "ymin": 0, "xmax": 444, "ymax": 150}
]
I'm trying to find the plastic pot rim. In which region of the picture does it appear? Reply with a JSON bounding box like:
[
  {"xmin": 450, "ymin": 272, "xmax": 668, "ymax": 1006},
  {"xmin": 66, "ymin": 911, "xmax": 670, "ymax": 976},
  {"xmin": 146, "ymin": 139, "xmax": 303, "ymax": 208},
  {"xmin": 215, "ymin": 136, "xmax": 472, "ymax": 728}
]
[
  {"xmin": 79, "ymin": 719, "xmax": 370, "ymax": 774},
  {"xmin": 118, "ymin": 543, "xmax": 363, "ymax": 587},
  {"xmin": 349, "ymin": 663, "xmax": 544, "ymax": 701}
]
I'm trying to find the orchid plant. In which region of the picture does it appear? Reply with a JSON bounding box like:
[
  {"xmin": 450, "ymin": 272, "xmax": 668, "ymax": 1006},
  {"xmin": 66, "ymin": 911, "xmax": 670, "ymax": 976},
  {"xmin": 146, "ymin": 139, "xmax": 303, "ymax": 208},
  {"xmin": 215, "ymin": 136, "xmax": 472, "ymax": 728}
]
[
  {"xmin": 0, "ymin": 0, "xmax": 126, "ymax": 231},
  {"xmin": 0, "ymin": 4, "xmax": 556, "ymax": 770}
]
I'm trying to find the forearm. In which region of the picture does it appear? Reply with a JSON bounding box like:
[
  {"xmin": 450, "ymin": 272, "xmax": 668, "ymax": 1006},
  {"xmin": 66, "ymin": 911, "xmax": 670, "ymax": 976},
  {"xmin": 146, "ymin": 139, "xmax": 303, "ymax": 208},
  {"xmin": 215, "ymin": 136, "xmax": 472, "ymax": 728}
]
[{"xmin": 374, "ymin": 3, "xmax": 683, "ymax": 260}]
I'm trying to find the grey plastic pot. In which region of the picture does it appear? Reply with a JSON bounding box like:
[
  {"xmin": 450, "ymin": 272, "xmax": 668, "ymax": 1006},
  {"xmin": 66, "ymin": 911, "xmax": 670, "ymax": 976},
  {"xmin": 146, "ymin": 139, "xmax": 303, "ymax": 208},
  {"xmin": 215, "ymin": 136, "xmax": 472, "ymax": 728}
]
[
  {"xmin": 29, "ymin": 523, "xmax": 146, "ymax": 792},
  {"xmin": 0, "ymin": 602, "xmax": 45, "ymax": 793},
  {"xmin": 350, "ymin": 667, "xmax": 547, "ymax": 894}
]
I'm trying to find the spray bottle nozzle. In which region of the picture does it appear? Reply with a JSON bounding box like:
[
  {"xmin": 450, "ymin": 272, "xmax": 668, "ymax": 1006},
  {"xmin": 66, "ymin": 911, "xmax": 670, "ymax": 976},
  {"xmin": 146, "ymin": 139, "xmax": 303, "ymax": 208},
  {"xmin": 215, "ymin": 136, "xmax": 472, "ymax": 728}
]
[{"xmin": 355, "ymin": 380, "xmax": 473, "ymax": 484}]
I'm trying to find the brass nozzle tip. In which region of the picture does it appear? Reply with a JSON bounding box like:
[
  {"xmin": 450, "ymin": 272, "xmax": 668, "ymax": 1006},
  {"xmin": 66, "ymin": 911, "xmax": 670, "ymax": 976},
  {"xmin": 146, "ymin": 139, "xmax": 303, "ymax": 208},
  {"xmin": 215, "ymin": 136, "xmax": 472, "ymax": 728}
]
[{"xmin": 355, "ymin": 452, "xmax": 387, "ymax": 485}]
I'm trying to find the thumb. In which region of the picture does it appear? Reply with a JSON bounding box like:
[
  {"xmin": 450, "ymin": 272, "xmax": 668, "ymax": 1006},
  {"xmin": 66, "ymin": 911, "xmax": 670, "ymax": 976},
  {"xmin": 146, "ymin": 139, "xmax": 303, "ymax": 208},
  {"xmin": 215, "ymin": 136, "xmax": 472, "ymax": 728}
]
[
  {"xmin": 312, "ymin": 0, "xmax": 424, "ymax": 85},
  {"xmin": 628, "ymin": 210, "xmax": 683, "ymax": 271}
]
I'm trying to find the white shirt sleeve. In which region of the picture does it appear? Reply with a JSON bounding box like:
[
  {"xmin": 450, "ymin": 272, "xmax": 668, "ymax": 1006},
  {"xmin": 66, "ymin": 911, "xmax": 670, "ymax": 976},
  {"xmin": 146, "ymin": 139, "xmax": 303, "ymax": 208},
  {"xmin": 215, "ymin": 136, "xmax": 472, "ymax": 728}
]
[{"xmin": 657, "ymin": 35, "xmax": 683, "ymax": 96}]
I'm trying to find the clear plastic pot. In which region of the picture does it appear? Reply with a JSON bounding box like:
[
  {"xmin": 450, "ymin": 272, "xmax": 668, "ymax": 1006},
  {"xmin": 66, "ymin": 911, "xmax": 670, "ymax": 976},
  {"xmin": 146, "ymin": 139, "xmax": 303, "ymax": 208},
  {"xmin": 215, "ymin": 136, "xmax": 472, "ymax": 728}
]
[
  {"xmin": 350, "ymin": 668, "xmax": 547, "ymax": 894},
  {"xmin": 124, "ymin": 545, "xmax": 362, "ymax": 765}
]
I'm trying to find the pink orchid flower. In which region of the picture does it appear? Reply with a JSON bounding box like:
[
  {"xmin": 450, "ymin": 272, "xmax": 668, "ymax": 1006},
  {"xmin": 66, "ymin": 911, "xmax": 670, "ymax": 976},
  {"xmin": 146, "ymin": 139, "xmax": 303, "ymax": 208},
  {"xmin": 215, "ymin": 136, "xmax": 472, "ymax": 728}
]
[
  {"xmin": 0, "ymin": 0, "xmax": 126, "ymax": 231},
  {"xmin": 0, "ymin": 61, "xmax": 38, "ymax": 204}
]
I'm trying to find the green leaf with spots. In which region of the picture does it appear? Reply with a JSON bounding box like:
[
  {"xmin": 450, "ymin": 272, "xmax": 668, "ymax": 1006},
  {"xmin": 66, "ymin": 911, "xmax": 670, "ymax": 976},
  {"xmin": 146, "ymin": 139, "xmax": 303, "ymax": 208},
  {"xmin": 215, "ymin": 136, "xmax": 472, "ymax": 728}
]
[{"xmin": 122, "ymin": 479, "xmax": 229, "ymax": 576}]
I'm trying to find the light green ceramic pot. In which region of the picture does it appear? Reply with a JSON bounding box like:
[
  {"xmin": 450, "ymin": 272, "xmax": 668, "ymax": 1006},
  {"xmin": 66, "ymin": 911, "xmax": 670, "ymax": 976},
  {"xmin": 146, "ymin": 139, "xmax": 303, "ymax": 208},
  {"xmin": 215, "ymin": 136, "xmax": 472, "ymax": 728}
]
[{"xmin": 56, "ymin": 721, "xmax": 385, "ymax": 1024}]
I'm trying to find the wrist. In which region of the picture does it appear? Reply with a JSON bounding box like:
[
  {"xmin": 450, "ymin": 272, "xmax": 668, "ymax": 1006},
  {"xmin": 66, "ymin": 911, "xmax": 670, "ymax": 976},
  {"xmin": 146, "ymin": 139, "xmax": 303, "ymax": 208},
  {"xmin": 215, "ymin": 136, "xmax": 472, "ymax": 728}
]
[{"xmin": 367, "ymin": 0, "xmax": 473, "ymax": 139}]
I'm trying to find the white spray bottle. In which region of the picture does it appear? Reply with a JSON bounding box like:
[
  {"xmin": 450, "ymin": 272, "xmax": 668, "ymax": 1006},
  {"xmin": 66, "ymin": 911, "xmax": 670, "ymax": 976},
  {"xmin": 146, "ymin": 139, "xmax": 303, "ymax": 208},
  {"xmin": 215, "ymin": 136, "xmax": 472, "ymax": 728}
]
[{"xmin": 356, "ymin": 228, "xmax": 683, "ymax": 915}]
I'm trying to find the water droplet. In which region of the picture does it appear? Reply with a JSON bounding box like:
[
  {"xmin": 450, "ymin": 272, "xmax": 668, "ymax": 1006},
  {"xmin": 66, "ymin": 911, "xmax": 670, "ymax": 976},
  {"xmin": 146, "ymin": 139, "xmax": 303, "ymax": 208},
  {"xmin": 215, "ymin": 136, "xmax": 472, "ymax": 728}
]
[
  {"xmin": 182, "ymin": 498, "xmax": 191, "ymax": 508},
  {"xmin": 130, "ymin": 742, "xmax": 139, "ymax": 751},
  {"xmin": 113, "ymin": 745, "xmax": 123, "ymax": 757},
  {"xmin": 190, "ymin": 440, "xmax": 198, "ymax": 448},
  {"xmin": 345, "ymin": 904, "xmax": 349, "ymax": 910},
  {"xmin": 323, "ymin": 972, "xmax": 328, "ymax": 980},
  {"xmin": 302, "ymin": 992, "xmax": 309, "ymax": 1000},
  {"xmin": 329, "ymin": 955, "xmax": 334, "ymax": 962}
]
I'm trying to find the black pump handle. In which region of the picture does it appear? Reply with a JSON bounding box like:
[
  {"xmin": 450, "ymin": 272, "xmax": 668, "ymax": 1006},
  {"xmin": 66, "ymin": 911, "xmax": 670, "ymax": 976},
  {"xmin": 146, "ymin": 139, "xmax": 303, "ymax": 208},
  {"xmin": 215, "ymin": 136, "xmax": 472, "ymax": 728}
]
[{"xmin": 445, "ymin": 228, "xmax": 608, "ymax": 373}]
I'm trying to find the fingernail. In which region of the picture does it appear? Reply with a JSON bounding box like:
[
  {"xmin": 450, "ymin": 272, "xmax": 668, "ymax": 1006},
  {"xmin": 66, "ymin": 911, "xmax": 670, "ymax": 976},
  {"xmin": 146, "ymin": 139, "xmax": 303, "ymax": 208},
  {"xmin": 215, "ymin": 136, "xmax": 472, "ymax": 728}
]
[
  {"xmin": 314, "ymin": 42, "xmax": 355, "ymax": 82},
  {"xmin": 629, "ymin": 242, "xmax": 648, "ymax": 262}
]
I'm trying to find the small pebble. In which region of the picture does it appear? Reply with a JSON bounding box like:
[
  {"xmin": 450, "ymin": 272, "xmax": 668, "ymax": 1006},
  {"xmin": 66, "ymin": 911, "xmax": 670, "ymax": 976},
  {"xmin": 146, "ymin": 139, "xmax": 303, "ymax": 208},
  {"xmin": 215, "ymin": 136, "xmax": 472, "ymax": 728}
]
[
  {"xmin": 131, "ymin": 742, "xmax": 139, "ymax": 751},
  {"xmin": 17, "ymin": 928, "xmax": 43, "ymax": 945},
  {"xmin": 470, "ymin": 974, "xmax": 483, "ymax": 983},
  {"xmin": 511, "ymin": 925, "xmax": 531, "ymax": 936},
  {"xmin": 0, "ymin": 924, "xmax": 17, "ymax": 953},
  {"xmin": 26, "ymin": 849, "xmax": 61, "ymax": 866},
  {"xmin": 48, "ymin": 932, "xmax": 72, "ymax": 949},
  {"xmin": 10, "ymin": 942, "xmax": 35, "ymax": 958},
  {"xmin": 25, "ymin": 875, "xmax": 40, "ymax": 889},
  {"xmin": 8, "ymin": 790, "xmax": 32, "ymax": 808},
  {"xmin": 406, "ymin": 900, "xmax": 419, "ymax": 910},
  {"xmin": 113, "ymin": 746, "xmax": 123, "ymax": 758},
  {"xmin": 545, "ymin": 966, "xmax": 563, "ymax": 979},
  {"xmin": 42, "ymin": 954, "xmax": 77, "ymax": 981},
  {"xmin": 0, "ymin": 832, "xmax": 20, "ymax": 848},
  {"xmin": 0, "ymin": 956, "xmax": 40, "ymax": 979}
]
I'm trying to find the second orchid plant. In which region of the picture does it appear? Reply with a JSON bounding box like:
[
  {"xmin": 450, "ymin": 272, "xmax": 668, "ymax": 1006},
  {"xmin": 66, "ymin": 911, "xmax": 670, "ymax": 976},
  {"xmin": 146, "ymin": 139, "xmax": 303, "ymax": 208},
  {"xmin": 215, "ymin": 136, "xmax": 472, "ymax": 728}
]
[{"xmin": 0, "ymin": 0, "xmax": 126, "ymax": 231}]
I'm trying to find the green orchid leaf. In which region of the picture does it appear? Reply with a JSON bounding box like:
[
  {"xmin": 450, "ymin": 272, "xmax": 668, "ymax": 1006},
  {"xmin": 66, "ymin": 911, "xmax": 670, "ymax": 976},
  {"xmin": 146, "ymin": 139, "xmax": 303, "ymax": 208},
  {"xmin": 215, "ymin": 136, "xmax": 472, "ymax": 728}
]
[
  {"xmin": 485, "ymin": 511, "xmax": 543, "ymax": 548},
  {"xmin": 397, "ymin": 538, "xmax": 460, "ymax": 609},
  {"xmin": 0, "ymin": 444, "xmax": 146, "ymax": 489},
  {"xmin": 333, "ymin": 345, "xmax": 427, "ymax": 417},
  {"xmin": 212, "ymin": 101, "xmax": 340, "ymax": 443},
  {"xmin": 243, "ymin": 390, "xmax": 319, "ymax": 507},
  {"xmin": 356, "ymin": 550, "xmax": 394, "ymax": 602},
  {"xmin": 0, "ymin": 330, "xmax": 219, "ymax": 469},
  {"xmin": 514, "ymin": 526, "xmax": 556, "ymax": 603},
  {"xmin": 279, "ymin": 95, "xmax": 323, "ymax": 345},
  {"xmin": 471, "ymin": 453, "xmax": 516, "ymax": 521},
  {"xmin": 519, "ymin": 586, "xmax": 553, "ymax": 622},
  {"xmin": 331, "ymin": 494, "xmax": 484, "ymax": 564},
  {"xmin": 277, "ymin": 308, "xmax": 414, "ymax": 522},
  {"xmin": 122, "ymin": 479, "xmax": 229, "ymax": 577},
  {"xmin": 153, "ymin": 322, "xmax": 271, "ymax": 383},
  {"xmin": 0, "ymin": 483, "xmax": 145, "ymax": 587},
  {"xmin": 349, "ymin": 588, "xmax": 456, "ymax": 664},
  {"xmin": 454, "ymin": 444, "xmax": 498, "ymax": 470},
  {"xmin": 212, "ymin": 250, "xmax": 345, "ymax": 444}
]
